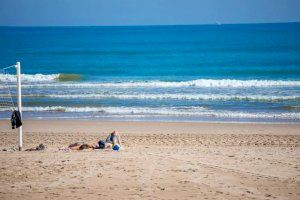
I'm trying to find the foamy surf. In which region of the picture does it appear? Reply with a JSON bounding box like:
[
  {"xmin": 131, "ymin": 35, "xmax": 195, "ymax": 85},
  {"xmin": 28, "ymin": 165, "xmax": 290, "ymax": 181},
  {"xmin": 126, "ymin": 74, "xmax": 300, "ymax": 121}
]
[
  {"xmin": 43, "ymin": 93, "xmax": 300, "ymax": 102},
  {"xmin": 0, "ymin": 73, "xmax": 59, "ymax": 82},
  {"xmin": 1, "ymin": 74, "xmax": 300, "ymax": 87},
  {"xmin": 0, "ymin": 73, "xmax": 81, "ymax": 82},
  {"xmin": 91, "ymin": 79, "xmax": 300, "ymax": 88},
  {"xmin": 2, "ymin": 93, "xmax": 299, "ymax": 102},
  {"xmin": 0, "ymin": 106, "xmax": 208, "ymax": 115},
  {"xmin": 0, "ymin": 106, "xmax": 299, "ymax": 120},
  {"xmin": 27, "ymin": 79, "xmax": 300, "ymax": 88}
]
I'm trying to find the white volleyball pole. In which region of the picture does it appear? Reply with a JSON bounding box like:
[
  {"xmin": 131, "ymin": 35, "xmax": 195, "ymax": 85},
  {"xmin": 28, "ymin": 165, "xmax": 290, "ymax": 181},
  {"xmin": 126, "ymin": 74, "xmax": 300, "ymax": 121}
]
[{"xmin": 16, "ymin": 62, "xmax": 23, "ymax": 151}]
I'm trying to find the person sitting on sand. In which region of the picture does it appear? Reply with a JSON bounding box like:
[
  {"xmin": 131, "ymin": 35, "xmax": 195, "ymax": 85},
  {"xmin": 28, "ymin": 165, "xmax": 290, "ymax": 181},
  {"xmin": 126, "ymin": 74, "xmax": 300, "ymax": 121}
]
[
  {"xmin": 106, "ymin": 131, "xmax": 122, "ymax": 146},
  {"xmin": 98, "ymin": 131, "xmax": 122, "ymax": 150}
]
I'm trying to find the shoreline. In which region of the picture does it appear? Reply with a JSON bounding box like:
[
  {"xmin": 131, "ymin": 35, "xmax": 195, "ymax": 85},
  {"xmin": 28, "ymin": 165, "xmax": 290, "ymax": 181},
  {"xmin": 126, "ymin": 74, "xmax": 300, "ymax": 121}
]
[
  {"xmin": 25, "ymin": 117, "xmax": 300, "ymax": 125},
  {"xmin": 2, "ymin": 117, "xmax": 300, "ymax": 125}
]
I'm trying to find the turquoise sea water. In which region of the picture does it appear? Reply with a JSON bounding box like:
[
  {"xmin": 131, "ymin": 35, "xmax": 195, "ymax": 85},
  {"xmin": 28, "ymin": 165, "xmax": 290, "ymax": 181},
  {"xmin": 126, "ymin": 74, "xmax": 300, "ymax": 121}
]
[{"xmin": 0, "ymin": 23, "xmax": 300, "ymax": 122}]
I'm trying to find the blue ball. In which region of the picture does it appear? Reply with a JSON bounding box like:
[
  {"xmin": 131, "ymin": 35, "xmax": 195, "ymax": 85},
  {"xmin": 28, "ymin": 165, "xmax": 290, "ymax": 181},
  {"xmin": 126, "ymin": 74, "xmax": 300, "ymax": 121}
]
[{"xmin": 113, "ymin": 144, "xmax": 120, "ymax": 151}]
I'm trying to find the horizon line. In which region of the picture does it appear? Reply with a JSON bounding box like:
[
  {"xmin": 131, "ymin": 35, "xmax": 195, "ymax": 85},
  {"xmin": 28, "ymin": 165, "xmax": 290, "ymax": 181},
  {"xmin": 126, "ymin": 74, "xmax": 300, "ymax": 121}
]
[{"xmin": 0, "ymin": 21, "xmax": 299, "ymax": 28}]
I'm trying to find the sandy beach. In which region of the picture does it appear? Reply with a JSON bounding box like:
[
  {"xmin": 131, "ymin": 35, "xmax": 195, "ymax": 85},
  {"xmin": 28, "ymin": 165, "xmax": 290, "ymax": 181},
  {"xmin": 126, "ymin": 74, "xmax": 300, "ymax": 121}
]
[{"xmin": 0, "ymin": 120, "xmax": 299, "ymax": 200}]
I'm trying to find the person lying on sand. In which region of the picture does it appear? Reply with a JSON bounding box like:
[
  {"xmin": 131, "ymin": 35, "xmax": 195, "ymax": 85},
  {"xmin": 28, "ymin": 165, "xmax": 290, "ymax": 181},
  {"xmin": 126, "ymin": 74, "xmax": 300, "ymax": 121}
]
[{"xmin": 68, "ymin": 142, "xmax": 95, "ymax": 150}]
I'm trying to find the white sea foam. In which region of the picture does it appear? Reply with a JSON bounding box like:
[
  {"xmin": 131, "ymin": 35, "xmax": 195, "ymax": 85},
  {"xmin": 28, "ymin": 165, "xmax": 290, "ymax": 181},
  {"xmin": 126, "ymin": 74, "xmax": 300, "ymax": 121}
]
[
  {"xmin": 0, "ymin": 106, "xmax": 299, "ymax": 120},
  {"xmin": 0, "ymin": 73, "xmax": 59, "ymax": 82},
  {"xmin": 0, "ymin": 106, "xmax": 207, "ymax": 115},
  {"xmin": 1, "ymin": 75, "xmax": 299, "ymax": 88},
  {"xmin": 91, "ymin": 79, "xmax": 300, "ymax": 88},
  {"xmin": 1, "ymin": 93, "xmax": 298, "ymax": 102},
  {"xmin": 45, "ymin": 93, "xmax": 300, "ymax": 101}
]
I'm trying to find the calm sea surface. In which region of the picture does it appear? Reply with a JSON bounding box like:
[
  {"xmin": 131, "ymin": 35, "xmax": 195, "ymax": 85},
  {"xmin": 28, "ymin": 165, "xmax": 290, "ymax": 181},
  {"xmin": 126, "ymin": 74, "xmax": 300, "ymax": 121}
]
[{"xmin": 0, "ymin": 23, "xmax": 300, "ymax": 122}]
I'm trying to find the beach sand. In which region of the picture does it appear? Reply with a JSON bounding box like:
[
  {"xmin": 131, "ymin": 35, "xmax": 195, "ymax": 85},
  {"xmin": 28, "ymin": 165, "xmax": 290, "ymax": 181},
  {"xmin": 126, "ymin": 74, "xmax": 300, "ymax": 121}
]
[{"xmin": 0, "ymin": 120, "xmax": 299, "ymax": 200}]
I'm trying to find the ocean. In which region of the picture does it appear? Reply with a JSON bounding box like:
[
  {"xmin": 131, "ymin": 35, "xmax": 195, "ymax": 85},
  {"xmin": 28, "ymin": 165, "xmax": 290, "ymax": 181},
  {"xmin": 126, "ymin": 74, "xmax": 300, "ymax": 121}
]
[{"xmin": 0, "ymin": 23, "xmax": 300, "ymax": 123}]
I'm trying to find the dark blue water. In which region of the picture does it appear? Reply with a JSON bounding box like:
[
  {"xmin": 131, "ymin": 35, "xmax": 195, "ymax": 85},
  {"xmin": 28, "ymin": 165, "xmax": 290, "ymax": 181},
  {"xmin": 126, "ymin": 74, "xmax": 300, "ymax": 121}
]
[{"xmin": 0, "ymin": 23, "xmax": 300, "ymax": 122}]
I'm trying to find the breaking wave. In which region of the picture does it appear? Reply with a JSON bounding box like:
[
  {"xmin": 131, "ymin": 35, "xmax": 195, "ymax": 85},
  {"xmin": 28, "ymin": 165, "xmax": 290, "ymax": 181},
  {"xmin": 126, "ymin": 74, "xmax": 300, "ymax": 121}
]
[
  {"xmin": 85, "ymin": 79, "xmax": 300, "ymax": 88},
  {"xmin": 0, "ymin": 106, "xmax": 299, "ymax": 120},
  {"xmin": 0, "ymin": 73, "xmax": 81, "ymax": 82},
  {"xmin": 0, "ymin": 106, "xmax": 207, "ymax": 115},
  {"xmin": 42, "ymin": 93, "xmax": 300, "ymax": 102},
  {"xmin": 0, "ymin": 73, "xmax": 59, "ymax": 82},
  {"xmin": 1, "ymin": 74, "xmax": 300, "ymax": 88},
  {"xmin": 29, "ymin": 79, "xmax": 300, "ymax": 88}
]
